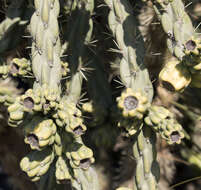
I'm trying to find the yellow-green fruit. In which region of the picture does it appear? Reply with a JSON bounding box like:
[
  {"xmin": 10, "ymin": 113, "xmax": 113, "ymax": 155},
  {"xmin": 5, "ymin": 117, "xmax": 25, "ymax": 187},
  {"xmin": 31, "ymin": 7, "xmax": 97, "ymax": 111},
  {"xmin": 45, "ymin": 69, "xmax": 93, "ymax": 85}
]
[
  {"xmin": 66, "ymin": 117, "xmax": 86, "ymax": 136},
  {"xmin": 24, "ymin": 117, "xmax": 57, "ymax": 150},
  {"xmin": 8, "ymin": 98, "xmax": 24, "ymax": 127},
  {"xmin": 118, "ymin": 118, "xmax": 143, "ymax": 136},
  {"xmin": 117, "ymin": 88, "xmax": 149, "ymax": 119},
  {"xmin": 144, "ymin": 106, "xmax": 173, "ymax": 127},
  {"xmin": 20, "ymin": 148, "xmax": 54, "ymax": 181},
  {"xmin": 67, "ymin": 144, "xmax": 94, "ymax": 170},
  {"xmin": 21, "ymin": 89, "xmax": 41, "ymax": 112},
  {"xmin": 61, "ymin": 61, "xmax": 69, "ymax": 77},
  {"xmin": 145, "ymin": 105, "xmax": 184, "ymax": 144},
  {"xmin": 82, "ymin": 102, "xmax": 93, "ymax": 113},
  {"xmin": 159, "ymin": 60, "xmax": 191, "ymax": 92},
  {"xmin": 54, "ymin": 132, "xmax": 62, "ymax": 156}
]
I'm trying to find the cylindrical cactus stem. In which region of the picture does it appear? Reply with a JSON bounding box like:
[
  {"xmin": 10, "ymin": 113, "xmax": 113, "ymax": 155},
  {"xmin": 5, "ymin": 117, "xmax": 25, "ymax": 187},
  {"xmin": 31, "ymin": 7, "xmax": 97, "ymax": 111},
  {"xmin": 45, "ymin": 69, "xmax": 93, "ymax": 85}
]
[
  {"xmin": 133, "ymin": 127, "xmax": 160, "ymax": 190},
  {"xmin": 152, "ymin": 0, "xmax": 194, "ymax": 59},
  {"xmin": 30, "ymin": 0, "xmax": 62, "ymax": 93},
  {"xmin": 61, "ymin": 1, "xmax": 100, "ymax": 188},
  {"xmin": 105, "ymin": 0, "xmax": 159, "ymax": 189},
  {"xmin": 152, "ymin": 0, "xmax": 201, "ymax": 72},
  {"xmin": 105, "ymin": 0, "xmax": 153, "ymax": 100},
  {"xmin": 7, "ymin": 0, "xmax": 63, "ymax": 119},
  {"xmin": 64, "ymin": 0, "xmax": 94, "ymax": 103}
]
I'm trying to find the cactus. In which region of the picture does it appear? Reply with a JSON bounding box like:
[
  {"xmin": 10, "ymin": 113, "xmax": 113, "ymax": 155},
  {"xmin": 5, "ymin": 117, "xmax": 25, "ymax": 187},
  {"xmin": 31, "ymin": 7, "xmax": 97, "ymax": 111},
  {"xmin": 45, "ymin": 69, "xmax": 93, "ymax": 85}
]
[
  {"xmin": 104, "ymin": 0, "xmax": 160, "ymax": 189},
  {"xmin": 0, "ymin": 0, "xmax": 200, "ymax": 190},
  {"xmin": 133, "ymin": 128, "xmax": 160, "ymax": 190},
  {"xmin": 153, "ymin": 0, "xmax": 201, "ymax": 91},
  {"xmin": 145, "ymin": 106, "xmax": 185, "ymax": 144}
]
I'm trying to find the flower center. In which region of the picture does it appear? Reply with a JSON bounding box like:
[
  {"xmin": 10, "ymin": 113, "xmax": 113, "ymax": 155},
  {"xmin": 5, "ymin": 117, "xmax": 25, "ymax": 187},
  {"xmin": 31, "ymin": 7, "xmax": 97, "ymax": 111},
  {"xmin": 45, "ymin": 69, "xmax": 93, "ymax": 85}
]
[
  {"xmin": 124, "ymin": 96, "xmax": 138, "ymax": 111},
  {"xmin": 170, "ymin": 131, "xmax": 181, "ymax": 143},
  {"xmin": 185, "ymin": 40, "xmax": 196, "ymax": 51}
]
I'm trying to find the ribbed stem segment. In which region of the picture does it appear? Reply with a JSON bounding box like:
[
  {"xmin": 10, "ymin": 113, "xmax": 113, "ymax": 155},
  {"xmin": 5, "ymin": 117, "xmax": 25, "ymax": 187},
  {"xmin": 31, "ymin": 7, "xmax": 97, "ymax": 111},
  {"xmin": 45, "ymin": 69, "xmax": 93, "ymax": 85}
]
[
  {"xmin": 31, "ymin": 0, "xmax": 62, "ymax": 91},
  {"xmin": 105, "ymin": 0, "xmax": 153, "ymax": 101},
  {"xmin": 133, "ymin": 127, "xmax": 160, "ymax": 190},
  {"xmin": 105, "ymin": 0, "xmax": 159, "ymax": 189}
]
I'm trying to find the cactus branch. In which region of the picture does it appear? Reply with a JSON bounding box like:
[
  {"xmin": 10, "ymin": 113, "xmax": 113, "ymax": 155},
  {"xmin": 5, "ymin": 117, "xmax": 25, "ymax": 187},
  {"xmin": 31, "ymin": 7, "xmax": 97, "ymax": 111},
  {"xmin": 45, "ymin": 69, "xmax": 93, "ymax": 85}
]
[{"xmin": 105, "ymin": 0, "xmax": 159, "ymax": 189}]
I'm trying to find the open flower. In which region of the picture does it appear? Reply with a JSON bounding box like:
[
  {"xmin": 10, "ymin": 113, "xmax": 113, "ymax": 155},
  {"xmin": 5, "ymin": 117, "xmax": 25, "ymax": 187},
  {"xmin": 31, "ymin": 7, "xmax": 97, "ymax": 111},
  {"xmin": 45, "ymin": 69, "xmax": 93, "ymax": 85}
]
[{"xmin": 117, "ymin": 88, "xmax": 149, "ymax": 119}]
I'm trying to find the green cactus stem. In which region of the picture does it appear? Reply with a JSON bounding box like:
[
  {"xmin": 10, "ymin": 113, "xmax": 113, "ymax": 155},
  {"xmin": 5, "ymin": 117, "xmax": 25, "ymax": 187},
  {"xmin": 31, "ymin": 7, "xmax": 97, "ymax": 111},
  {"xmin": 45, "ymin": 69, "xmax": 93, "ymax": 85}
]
[
  {"xmin": 61, "ymin": 0, "xmax": 100, "ymax": 188},
  {"xmin": 30, "ymin": 0, "xmax": 62, "ymax": 94},
  {"xmin": 105, "ymin": 0, "xmax": 159, "ymax": 189},
  {"xmin": 133, "ymin": 127, "xmax": 160, "ymax": 190}
]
